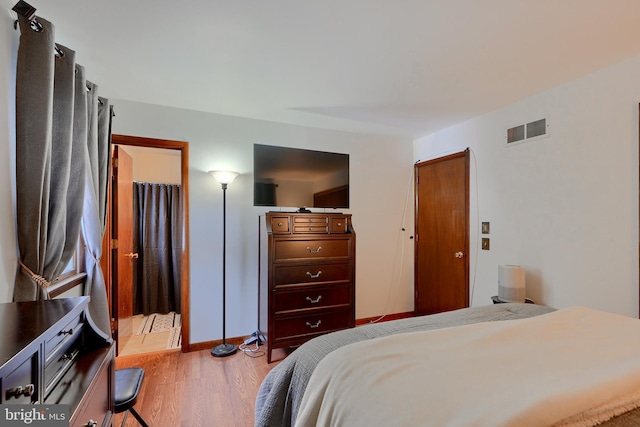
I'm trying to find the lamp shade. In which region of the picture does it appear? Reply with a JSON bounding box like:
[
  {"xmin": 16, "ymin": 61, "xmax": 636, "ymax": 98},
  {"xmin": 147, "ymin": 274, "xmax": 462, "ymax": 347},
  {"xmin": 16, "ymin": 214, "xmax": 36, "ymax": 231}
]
[
  {"xmin": 209, "ymin": 170, "xmax": 239, "ymax": 185},
  {"xmin": 498, "ymin": 265, "xmax": 525, "ymax": 303}
]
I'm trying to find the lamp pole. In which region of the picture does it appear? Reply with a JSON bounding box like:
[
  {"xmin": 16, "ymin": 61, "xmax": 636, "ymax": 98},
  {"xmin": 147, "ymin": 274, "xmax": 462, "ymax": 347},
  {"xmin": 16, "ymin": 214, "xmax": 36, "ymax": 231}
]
[{"xmin": 210, "ymin": 172, "xmax": 239, "ymax": 357}]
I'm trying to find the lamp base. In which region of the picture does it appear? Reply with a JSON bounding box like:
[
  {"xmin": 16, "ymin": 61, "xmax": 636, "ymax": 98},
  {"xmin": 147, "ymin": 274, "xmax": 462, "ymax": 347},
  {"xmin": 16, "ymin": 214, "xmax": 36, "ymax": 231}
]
[{"xmin": 211, "ymin": 343, "xmax": 238, "ymax": 357}]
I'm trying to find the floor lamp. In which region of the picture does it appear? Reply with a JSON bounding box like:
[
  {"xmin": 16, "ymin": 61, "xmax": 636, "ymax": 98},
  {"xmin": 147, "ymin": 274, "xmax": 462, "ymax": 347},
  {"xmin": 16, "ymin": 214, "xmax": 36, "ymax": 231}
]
[{"xmin": 209, "ymin": 170, "xmax": 239, "ymax": 357}]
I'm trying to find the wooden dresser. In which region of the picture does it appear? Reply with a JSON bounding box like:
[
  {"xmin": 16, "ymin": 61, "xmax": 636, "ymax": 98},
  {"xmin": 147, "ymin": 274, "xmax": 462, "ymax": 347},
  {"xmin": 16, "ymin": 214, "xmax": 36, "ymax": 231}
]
[
  {"xmin": 0, "ymin": 297, "xmax": 114, "ymax": 427},
  {"xmin": 259, "ymin": 212, "xmax": 356, "ymax": 362}
]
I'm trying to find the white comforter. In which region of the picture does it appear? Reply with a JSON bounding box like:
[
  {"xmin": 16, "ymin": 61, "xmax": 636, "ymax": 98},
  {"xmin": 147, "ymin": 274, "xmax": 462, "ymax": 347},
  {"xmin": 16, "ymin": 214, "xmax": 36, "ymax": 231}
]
[{"xmin": 295, "ymin": 307, "xmax": 640, "ymax": 427}]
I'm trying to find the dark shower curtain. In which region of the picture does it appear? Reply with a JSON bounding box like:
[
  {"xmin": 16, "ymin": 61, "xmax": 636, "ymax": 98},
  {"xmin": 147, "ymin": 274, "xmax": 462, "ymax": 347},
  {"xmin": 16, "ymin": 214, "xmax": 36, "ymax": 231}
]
[{"xmin": 133, "ymin": 182, "xmax": 182, "ymax": 315}]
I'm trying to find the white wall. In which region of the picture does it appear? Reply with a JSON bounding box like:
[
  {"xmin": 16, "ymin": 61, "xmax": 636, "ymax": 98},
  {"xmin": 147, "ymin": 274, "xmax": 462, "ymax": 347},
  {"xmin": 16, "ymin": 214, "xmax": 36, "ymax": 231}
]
[
  {"xmin": 111, "ymin": 100, "xmax": 415, "ymax": 344},
  {"xmin": 415, "ymin": 56, "xmax": 640, "ymax": 317},
  {"xmin": 0, "ymin": 1, "xmax": 18, "ymax": 303},
  {"xmin": 123, "ymin": 145, "xmax": 182, "ymax": 184}
]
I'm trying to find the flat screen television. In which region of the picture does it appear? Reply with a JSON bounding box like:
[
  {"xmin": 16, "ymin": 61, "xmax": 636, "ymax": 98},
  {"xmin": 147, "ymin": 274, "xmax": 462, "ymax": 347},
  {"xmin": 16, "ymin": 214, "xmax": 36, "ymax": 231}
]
[{"xmin": 253, "ymin": 144, "xmax": 349, "ymax": 209}]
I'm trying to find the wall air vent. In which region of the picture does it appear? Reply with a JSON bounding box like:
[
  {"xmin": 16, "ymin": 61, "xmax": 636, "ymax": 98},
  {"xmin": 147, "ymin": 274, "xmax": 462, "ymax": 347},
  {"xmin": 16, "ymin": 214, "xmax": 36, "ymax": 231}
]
[
  {"xmin": 506, "ymin": 117, "xmax": 549, "ymax": 147},
  {"xmin": 507, "ymin": 125, "xmax": 525, "ymax": 144}
]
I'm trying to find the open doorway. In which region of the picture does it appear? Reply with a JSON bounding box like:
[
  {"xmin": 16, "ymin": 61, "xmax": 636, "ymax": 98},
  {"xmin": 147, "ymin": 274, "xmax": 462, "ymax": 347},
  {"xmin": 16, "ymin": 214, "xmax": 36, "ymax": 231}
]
[{"xmin": 104, "ymin": 135, "xmax": 190, "ymax": 355}]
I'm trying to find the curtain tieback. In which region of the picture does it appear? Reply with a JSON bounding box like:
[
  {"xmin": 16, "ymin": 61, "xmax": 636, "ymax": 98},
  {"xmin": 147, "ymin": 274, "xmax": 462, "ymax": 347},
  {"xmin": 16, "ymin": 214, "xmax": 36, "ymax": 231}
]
[
  {"xmin": 18, "ymin": 259, "xmax": 52, "ymax": 289},
  {"xmin": 84, "ymin": 245, "xmax": 100, "ymax": 265}
]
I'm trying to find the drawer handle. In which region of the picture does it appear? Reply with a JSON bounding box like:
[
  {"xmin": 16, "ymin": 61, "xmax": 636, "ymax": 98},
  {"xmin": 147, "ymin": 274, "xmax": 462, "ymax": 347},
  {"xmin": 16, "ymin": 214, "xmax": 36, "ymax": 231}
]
[
  {"xmin": 87, "ymin": 420, "xmax": 98, "ymax": 427},
  {"xmin": 306, "ymin": 246, "xmax": 322, "ymax": 253},
  {"xmin": 278, "ymin": 222, "xmax": 283, "ymax": 226},
  {"xmin": 306, "ymin": 295, "xmax": 323, "ymax": 304},
  {"xmin": 306, "ymin": 320, "xmax": 322, "ymax": 329},
  {"xmin": 337, "ymin": 222, "xmax": 342, "ymax": 226},
  {"xmin": 61, "ymin": 328, "xmax": 74, "ymax": 336},
  {"xmin": 7, "ymin": 383, "xmax": 34, "ymax": 399},
  {"xmin": 306, "ymin": 271, "xmax": 322, "ymax": 279}
]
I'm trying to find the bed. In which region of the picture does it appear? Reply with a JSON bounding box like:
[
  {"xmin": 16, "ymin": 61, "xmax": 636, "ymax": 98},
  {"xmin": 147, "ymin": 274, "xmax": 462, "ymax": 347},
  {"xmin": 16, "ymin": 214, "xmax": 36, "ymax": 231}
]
[{"xmin": 254, "ymin": 303, "xmax": 640, "ymax": 427}]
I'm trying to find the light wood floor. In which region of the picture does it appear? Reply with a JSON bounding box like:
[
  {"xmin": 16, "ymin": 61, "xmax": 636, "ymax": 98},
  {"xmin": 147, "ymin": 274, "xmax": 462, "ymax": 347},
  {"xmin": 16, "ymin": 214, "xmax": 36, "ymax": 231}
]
[{"xmin": 114, "ymin": 347, "xmax": 281, "ymax": 427}]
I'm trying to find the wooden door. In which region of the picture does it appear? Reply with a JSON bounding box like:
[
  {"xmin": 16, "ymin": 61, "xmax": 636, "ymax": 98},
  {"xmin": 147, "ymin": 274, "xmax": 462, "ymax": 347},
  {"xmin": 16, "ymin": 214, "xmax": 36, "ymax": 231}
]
[
  {"xmin": 414, "ymin": 151, "xmax": 469, "ymax": 315},
  {"xmin": 112, "ymin": 146, "xmax": 135, "ymax": 352}
]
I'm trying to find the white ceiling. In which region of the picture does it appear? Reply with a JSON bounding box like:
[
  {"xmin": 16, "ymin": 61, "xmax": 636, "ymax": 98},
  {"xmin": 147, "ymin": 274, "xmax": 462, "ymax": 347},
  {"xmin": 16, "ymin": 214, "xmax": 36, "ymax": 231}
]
[{"xmin": 24, "ymin": 0, "xmax": 640, "ymax": 139}]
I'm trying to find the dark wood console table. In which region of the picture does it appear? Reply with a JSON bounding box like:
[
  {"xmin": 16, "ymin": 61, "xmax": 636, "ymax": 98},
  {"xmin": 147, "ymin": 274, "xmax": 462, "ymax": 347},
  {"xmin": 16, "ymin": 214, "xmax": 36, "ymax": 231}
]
[{"xmin": 0, "ymin": 297, "xmax": 115, "ymax": 427}]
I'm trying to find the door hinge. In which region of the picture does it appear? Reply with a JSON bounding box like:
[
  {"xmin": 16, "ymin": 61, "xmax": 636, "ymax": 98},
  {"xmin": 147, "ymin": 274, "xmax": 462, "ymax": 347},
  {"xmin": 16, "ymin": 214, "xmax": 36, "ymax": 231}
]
[
  {"xmin": 110, "ymin": 318, "xmax": 117, "ymax": 332},
  {"xmin": 112, "ymin": 157, "xmax": 118, "ymax": 169},
  {"xmin": 111, "ymin": 239, "xmax": 118, "ymax": 249},
  {"xmin": 415, "ymin": 233, "xmax": 419, "ymax": 243}
]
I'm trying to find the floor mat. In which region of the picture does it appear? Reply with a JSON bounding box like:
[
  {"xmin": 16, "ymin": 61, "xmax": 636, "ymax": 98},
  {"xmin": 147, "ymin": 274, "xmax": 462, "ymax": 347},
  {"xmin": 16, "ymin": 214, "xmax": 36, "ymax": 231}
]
[{"xmin": 136, "ymin": 312, "xmax": 182, "ymax": 335}]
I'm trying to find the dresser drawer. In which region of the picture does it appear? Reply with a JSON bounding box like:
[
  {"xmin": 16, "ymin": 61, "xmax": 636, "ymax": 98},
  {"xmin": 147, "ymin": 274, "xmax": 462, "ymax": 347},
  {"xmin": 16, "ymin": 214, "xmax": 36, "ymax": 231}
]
[
  {"xmin": 273, "ymin": 309, "xmax": 352, "ymax": 344},
  {"xmin": 293, "ymin": 215, "xmax": 328, "ymax": 225},
  {"xmin": 2, "ymin": 352, "xmax": 38, "ymax": 404},
  {"xmin": 330, "ymin": 216, "xmax": 348, "ymax": 233},
  {"xmin": 69, "ymin": 347, "xmax": 113, "ymax": 427},
  {"xmin": 44, "ymin": 339, "xmax": 82, "ymax": 399},
  {"xmin": 270, "ymin": 216, "xmax": 290, "ymax": 233},
  {"xmin": 273, "ymin": 262, "xmax": 350, "ymax": 286},
  {"xmin": 46, "ymin": 313, "xmax": 83, "ymax": 364},
  {"xmin": 293, "ymin": 224, "xmax": 329, "ymax": 233},
  {"xmin": 293, "ymin": 215, "xmax": 328, "ymax": 233},
  {"xmin": 47, "ymin": 345, "xmax": 114, "ymax": 427},
  {"xmin": 273, "ymin": 284, "xmax": 351, "ymax": 313},
  {"xmin": 274, "ymin": 238, "xmax": 351, "ymax": 261}
]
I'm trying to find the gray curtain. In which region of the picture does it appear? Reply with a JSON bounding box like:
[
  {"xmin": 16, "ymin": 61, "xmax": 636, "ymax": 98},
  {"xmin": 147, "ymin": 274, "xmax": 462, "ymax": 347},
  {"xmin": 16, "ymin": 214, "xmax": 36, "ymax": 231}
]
[
  {"xmin": 80, "ymin": 73, "xmax": 113, "ymax": 342},
  {"xmin": 132, "ymin": 182, "xmax": 182, "ymax": 316},
  {"xmin": 13, "ymin": 13, "xmax": 113, "ymax": 343},
  {"xmin": 14, "ymin": 15, "xmax": 85, "ymax": 299}
]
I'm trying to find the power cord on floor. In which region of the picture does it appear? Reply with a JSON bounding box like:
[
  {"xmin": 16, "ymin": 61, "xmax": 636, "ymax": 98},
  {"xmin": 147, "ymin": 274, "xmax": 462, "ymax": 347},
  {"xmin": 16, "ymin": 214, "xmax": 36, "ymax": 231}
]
[
  {"xmin": 239, "ymin": 341, "xmax": 265, "ymax": 358},
  {"xmin": 239, "ymin": 331, "xmax": 266, "ymax": 358}
]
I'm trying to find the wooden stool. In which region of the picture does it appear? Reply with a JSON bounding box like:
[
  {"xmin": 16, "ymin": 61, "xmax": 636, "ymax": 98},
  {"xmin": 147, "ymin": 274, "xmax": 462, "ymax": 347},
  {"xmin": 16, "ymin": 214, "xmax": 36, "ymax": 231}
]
[{"xmin": 115, "ymin": 368, "xmax": 149, "ymax": 427}]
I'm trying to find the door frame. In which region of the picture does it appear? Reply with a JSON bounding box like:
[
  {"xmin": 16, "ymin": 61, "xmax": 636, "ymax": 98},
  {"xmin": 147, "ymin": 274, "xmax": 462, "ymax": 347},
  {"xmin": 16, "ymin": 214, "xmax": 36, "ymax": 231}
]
[
  {"xmin": 109, "ymin": 134, "xmax": 191, "ymax": 352},
  {"xmin": 414, "ymin": 150, "xmax": 470, "ymax": 314}
]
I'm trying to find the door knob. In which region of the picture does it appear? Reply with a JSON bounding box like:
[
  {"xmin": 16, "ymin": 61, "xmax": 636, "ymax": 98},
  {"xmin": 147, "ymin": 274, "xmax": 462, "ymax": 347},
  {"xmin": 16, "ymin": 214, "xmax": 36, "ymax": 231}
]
[
  {"xmin": 454, "ymin": 252, "xmax": 464, "ymax": 258},
  {"xmin": 125, "ymin": 252, "xmax": 139, "ymax": 259}
]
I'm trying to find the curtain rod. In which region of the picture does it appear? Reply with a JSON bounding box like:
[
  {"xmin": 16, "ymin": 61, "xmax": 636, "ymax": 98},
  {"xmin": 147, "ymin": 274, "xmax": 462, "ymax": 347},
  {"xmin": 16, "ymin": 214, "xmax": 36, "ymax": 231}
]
[
  {"xmin": 12, "ymin": 0, "xmax": 35, "ymax": 20},
  {"xmin": 12, "ymin": 1, "xmax": 36, "ymax": 30}
]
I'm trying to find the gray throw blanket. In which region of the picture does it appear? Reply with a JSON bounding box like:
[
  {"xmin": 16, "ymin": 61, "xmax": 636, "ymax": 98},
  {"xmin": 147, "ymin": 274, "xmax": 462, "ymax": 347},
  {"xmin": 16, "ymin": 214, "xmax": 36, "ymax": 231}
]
[{"xmin": 255, "ymin": 303, "xmax": 556, "ymax": 427}]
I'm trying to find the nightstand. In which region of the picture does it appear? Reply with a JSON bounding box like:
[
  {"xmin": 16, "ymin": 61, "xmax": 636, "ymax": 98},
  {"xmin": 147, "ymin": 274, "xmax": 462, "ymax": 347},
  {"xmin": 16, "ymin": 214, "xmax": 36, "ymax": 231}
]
[{"xmin": 491, "ymin": 296, "xmax": 534, "ymax": 304}]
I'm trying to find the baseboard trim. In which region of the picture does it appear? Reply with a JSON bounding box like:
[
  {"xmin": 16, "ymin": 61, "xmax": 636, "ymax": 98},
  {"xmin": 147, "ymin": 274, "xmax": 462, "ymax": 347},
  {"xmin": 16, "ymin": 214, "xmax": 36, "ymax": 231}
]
[
  {"xmin": 187, "ymin": 336, "xmax": 246, "ymax": 353},
  {"xmin": 355, "ymin": 311, "xmax": 415, "ymax": 326}
]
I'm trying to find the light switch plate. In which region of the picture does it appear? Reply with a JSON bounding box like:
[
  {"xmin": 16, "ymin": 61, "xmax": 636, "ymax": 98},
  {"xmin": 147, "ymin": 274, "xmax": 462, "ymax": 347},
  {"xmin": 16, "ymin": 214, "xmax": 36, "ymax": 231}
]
[
  {"xmin": 481, "ymin": 222, "xmax": 490, "ymax": 234},
  {"xmin": 482, "ymin": 238, "xmax": 490, "ymax": 250}
]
